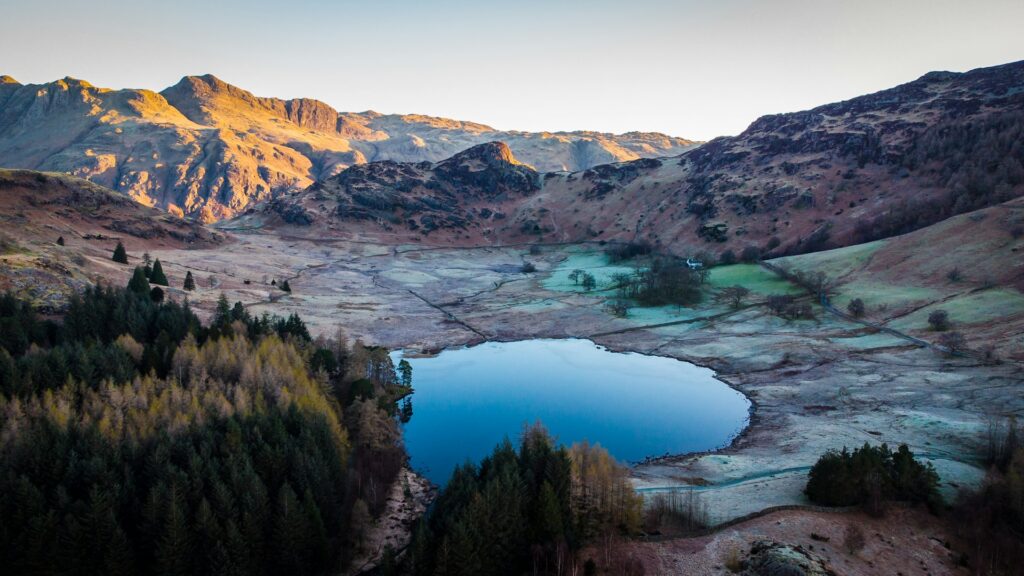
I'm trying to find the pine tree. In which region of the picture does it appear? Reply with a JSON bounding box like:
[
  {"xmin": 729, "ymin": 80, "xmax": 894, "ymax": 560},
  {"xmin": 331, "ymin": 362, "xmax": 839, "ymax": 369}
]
[
  {"xmin": 183, "ymin": 271, "xmax": 195, "ymax": 291},
  {"xmin": 273, "ymin": 483, "xmax": 310, "ymax": 575},
  {"xmin": 128, "ymin": 267, "xmax": 151, "ymax": 295},
  {"xmin": 214, "ymin": 294, "xmax": 231, "ymax": 328},
  {"xmin": 400, "ymin": 396, "xmax": 413, "ymax": 423},
  {"xmin": 150, "ymin": 259, "xmax": 169, "ymax": 286},
  {"xmin": 155, "ymin": 485, "xmax": 192, "ymax": 576},
  {"xmin": 537, "ymin": 481, "xmax": 565, "ymax": 542},
  {"xmin": 398, "ymin": 359, "xmax": 413, "ymax": 388},
  {"xmin": 112, "ymin": 242, "xmax": 128, "ymax": 264},
  {"xmin": 56, "ymin": 236, "xmax": 65, "ymax": 246},
  {"xmin": 281, "ymin": 280, "xmax": 292, "ymax": 292}
]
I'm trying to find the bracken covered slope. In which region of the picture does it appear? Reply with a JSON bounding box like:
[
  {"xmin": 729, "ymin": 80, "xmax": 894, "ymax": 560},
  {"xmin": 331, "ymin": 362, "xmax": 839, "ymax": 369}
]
[
  {"xmin": 0, "ymin": 74, "xmax": 695, "ymax": 221},
  {"xmin": 0, "ymin": 169, "xmax": 222, "ymax": 310},
  {"xmin": 249, "ymin": 60, "xmax": 1024, "ymax": 256}
]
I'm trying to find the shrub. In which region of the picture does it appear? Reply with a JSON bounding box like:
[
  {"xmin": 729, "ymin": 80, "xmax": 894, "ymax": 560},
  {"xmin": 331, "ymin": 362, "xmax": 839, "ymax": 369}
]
[
  {"xmin": 643, "ymin": 489, "xmax": 708, "ymax": 534},
  {"xmin": 581, "ymin": 272, "xmax": 597, "ymax": 291},
  {"xmin": 718, "ymin": 249, "xmax": 737, "ymax": 265},
  {"xmin": 947, "ymin": 268, "xmax": 962, "ymax": 282},
  {"xmin": 740, "ymin": 245, "xmax": 761, "ymax": 263},
  {"xmin": 766, "ymin": 294, "xmax": 814, "ymax": 320},
  {"xmin": 847, "ymin": 298, "xmax": 866, "ymax": 318},
  {"xmin": 521, "ymin": 261, "xmax": 537, "ymax": 273},
  {"xmin": 938, "ymin": 331, "xmax": 966, "ymax": 355},
  {"xmin": 607, "ymin": 299, "xmax": 629, "ymax": 317},
  {"xmin": 715, "ymin": 285, "xmax": 750, "ymax": 309},
  {"xmin": 952, "ymin": 441, "xmax": 1024, "ymax": 575},
  {"xmin": 843, "ymin": 524, "xmax": 866, "ymax": 554},
  {"xmin": 605, "ymin": 241, "xmax": 652, "ymax": 262},
  {"xmin": 928, "ymin": 309, "xmax": 950, "ymax": 331},
  {"xmin": 723, "ymin": 546, "xmax": 743, "ymax": 573}
]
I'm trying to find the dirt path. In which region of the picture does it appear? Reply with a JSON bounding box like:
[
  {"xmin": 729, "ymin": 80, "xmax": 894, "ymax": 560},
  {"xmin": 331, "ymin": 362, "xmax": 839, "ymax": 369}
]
[{"xmin": 618, "ymin": 507, "xmax": 967, "ymax": 576}]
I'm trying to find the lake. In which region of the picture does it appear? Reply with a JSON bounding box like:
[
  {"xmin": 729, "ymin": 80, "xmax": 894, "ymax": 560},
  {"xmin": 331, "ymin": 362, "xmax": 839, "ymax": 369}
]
[{"xmin": 393, "ymin": 339, "xmax": 750, "ymax": 484}]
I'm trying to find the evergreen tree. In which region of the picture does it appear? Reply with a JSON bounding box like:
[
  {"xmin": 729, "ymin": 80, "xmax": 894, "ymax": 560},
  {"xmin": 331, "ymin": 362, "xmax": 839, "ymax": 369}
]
[
  {"xmin": 230, "ymin": 302, "xmax": 248, "ymax": 323},
  {"xmin": 112, "ymin": 241, "xmax": 128, "ymax": 264},
  {"xmin": 150, "ymin": 259, "xmax": 169, "ymax": 286},
  {"xmin": 400, "ymin": 396, "xmax": 413, "ymax": 423},
  {"xmin": 150, "ymin": 286, "xmax": 165, "ymax": 304},
  {"xmin": 398, "ymin": 359, "xmax": 413, "ymax": 388},
  {"xmin": 0, "ymin": 288, "xmax": 354, "ymax": 576},
  {"xmin": 281, "ymin": 280, "xmax": 292, "ymax": 293},
  {"xmin": 56, "ymin": 236, "xmax": 65, "ymax": 246},
  {"xmin": 155, "ymin": 485, "xmax": 192, "ymax": 576},
  {"xmin": 214, "ymin": 294, "xmax": 231, "ymax": 328},
  {"xmin": 183, "ymin": 271, "xmax": 195, "ymax": 291},
  {"xmin": 128, "ymin": 267, "xmax": 151, "ymax": 295},
  {"xmin": 273, "ymin": 483, "xmax": 310, "ymax": 575}
]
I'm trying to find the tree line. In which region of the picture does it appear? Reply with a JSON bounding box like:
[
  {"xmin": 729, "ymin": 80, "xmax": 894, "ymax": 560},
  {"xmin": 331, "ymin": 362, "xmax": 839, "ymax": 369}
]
[
  {"xmin": 407, "ymin": 423, "xmax": 642, "ymax": 576},
  {"xmin": 0, "ymin": 279, "xmax": 411, "ymax": 575}
]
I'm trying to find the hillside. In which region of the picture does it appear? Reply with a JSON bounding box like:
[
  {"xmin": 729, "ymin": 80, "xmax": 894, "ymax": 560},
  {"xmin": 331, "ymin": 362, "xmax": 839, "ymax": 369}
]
[
  {"xmin": 0, "ymin": 169, "xmax": 222, "ymax": 310},
  {"xmin": 253, "ymin": 60, "xmax": 1024, "ymax": 257},
  {"xmin": 0, "ymin": 74, "xmax": 695, "ymax": 221}
]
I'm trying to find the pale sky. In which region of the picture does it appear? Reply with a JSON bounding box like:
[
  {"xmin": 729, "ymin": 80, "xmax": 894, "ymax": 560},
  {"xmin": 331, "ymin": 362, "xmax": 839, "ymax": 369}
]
[{"xmin": 2, "ymin": 0, "xmax": 1022, "ymax": 140}]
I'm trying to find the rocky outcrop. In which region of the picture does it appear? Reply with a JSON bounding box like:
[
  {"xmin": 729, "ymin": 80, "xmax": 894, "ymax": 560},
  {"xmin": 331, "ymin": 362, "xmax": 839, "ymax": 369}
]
[
  {"xmin": 740, "ymin": 541, "xmax": 836, "ymax": 576},
  {"xmin": 256, "ymin": 142, "xmax": 541, "ymax": 235}
]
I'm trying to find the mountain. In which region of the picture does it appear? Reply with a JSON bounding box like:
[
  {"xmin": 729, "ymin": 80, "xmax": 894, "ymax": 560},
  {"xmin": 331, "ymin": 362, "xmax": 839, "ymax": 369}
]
[
  {"xmin": 249, "ymin": 60, "xmax": 1024, "ymax": 256},
  {"xmin": 249, "ymin": 142, "xmax": 542, "ymax": 239},
  {"xmin": 0, "ymin": 74, "xmax": 696, "ymax": 221}
]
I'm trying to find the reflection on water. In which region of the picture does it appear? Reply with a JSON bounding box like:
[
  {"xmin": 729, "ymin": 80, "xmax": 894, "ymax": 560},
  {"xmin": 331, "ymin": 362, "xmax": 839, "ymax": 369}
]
[{"xmin": 394, "ymin": 339, "xmax": 750, "ymax": 484}]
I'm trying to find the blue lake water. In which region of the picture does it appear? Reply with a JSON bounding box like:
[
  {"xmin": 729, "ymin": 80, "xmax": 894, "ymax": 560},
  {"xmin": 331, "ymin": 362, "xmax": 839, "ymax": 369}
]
[{"xmin": 393, "ymin": 339, "xmax": 750, "ymax": 484}]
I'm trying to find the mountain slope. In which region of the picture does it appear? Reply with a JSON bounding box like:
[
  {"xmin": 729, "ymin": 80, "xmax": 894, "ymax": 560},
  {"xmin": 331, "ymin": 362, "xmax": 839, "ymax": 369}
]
[
  {"xmin": 0, "ymin": 169, "xmax": 223, "ymax": 310},
  {"xmin": 245, "ymin": 142, "xmax": 541, "ymax": 239},
  {"xmin": 0, "ymin": 74, "xmax": 696, "ymax": 221},
  {"xmin": 253, "ymin": 60, "xmax": 1024, "ymax": 256}
]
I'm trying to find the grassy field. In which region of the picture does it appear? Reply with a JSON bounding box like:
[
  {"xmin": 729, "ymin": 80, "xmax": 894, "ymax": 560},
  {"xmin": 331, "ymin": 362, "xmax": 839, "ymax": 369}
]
[
  {"xmin": 887, "ymin": 288, "xmax": 1024, "ymax": 332},
  {"xmin": 829, "ymin": 332, "xmax": 911, "ymax": 350},
  {"xmin": 541, "ymin": 252, "xmax": 635, "ymax": 293},
  {"xmin": 708, "ymin": 264, "xmax": 802, "ymax": 295},
  {"xmin": 772, "ymin": 240, "xmax": 887, "ymax": 279},
  {"xmin": 829, "ymin": 280, "xmax": 940, "ymax": 312}
]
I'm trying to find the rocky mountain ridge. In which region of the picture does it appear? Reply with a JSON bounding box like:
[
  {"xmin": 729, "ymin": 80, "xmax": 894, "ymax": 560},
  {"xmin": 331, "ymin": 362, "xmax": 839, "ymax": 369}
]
[
  {"xmin": 0, "ymin": 74, "xmax": 696, "ymax": 221},
  {"xmin": 250, "ymin": 59, "xmax": 1024, "ymax": 257}
]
